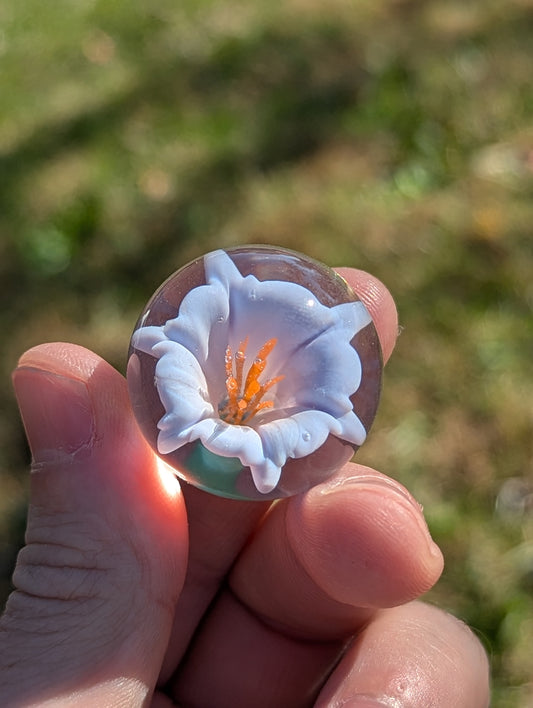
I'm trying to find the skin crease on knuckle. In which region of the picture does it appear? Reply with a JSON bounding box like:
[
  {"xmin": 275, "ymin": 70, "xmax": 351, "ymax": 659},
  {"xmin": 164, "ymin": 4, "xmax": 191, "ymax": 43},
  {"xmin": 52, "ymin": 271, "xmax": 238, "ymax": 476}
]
[
  {"xmin": 5, "ymin": 537, "xmax": 126, "ymax": 640},
  {"xmin": 0, "ymin": 535, "xmax": 166, "ymax": 706},
  {"xmin": 2, "ymin": 501, "xmax": 150, "ymax": 654}
]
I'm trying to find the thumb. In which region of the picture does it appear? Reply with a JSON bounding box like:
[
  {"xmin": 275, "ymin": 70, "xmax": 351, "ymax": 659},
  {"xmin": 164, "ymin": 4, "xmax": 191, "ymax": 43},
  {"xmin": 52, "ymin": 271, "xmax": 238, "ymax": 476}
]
[{"xmin": 1, "ymin": 343, "xmax": 188, "ymax": 707}]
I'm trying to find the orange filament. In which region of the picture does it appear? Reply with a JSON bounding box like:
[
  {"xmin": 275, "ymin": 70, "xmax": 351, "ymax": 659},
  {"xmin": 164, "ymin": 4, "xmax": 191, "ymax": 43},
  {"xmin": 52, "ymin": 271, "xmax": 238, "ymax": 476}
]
[{"xmin": 219, "ymin": 337, "xmax": 284, "ymax": 425}]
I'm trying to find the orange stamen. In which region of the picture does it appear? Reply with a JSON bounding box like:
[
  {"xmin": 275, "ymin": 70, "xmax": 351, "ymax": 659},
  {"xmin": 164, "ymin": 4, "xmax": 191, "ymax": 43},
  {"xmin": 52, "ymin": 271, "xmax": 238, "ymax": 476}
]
[
  {"xmin": 234, "ymin": 337, "xmax": 248, "ymax": 389},
  {"xmin": 219, "ymin": 337, "xmax": 284, "ymax": 425}
]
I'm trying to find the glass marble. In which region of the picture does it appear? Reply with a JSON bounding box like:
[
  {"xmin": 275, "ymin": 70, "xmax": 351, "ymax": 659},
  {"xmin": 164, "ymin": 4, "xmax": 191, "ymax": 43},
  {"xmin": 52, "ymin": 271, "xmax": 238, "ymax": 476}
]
[{"xmin": 127, "ymin": 245, "xmax": 382, "ymax": 501}]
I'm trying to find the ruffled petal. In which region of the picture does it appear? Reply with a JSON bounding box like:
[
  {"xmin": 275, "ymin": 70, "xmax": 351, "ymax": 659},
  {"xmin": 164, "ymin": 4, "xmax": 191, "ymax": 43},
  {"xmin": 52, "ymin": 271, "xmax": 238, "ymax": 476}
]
[
  {"xmin": 284, "ymin": 302, "xmax": 371, "ymax": 417},
  {"xmin": 251, "ymin": 405, "xmax": 369, "ymax": 493},
  {"xmin": 225, "ymin": 276, "xmax": 333, "ymax": 373},
  {"xmin": 163, "ymin": 274, "xmax": 229, "ymax": 367},
  {"xmin": 153, "ymin": 343, "xmax": 214, "ymax": 454},
  {"xmin": 259, "ymin": 410, "xmax": 337, "ymax": 466},
  {"xmin": 246, "ymin": 457, "xmax": 285, "ymax": 495},
  {"xmin": 204, "ymin": 249, "xmax": 246, "ymax": 290},
  {"xmin": 131, "ymin": 324, "xmax": 169, "ymax": 354},
  {"xmin": 335, "ymin": 410, "xmax": 367, "ymax": 446},
  {"xmin": 181, "ymin": 418, "xmax": 276, "ymax": 492},
  {"xmin": 199, "ymin": 419, "xmax": 265, "ymax": 467},
  {"xmin": 161, "ymin": 251, "xmax": 241, "ymax": 401},
  {"xmin": 157, "ymin": 417, "xmax": 218, "ymax": 454},
  {"xmin": 168, "ymin": 414, "xmax": 284, "ymax": 494}
]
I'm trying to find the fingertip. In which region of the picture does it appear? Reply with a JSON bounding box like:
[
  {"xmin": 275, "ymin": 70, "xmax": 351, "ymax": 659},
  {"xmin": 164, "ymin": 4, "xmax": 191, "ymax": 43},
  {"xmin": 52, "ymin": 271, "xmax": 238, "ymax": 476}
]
[
  {"xmin": 15, "ymin": 342, "xmax": 105, "ymax": 382},
  {"xmin": 316, "ymin": 602, "xmax": 491, "ymax": 708},
  {"xmin": 287, "ymin": 465, "xmax": 443, "ymax": 608},
  {"xmin": 12, "ymin": 365, "xmax": 96, "ymax": 466},
  {"xmin": 335, "ymin": 268, "xmax": 398, "ymax": 363},
  {"xmin": 14, "ymin": 342, "xmax": 136, "ymax": 455},
  {"xmin": 13, "ymin": 341, "xmax": 187, "ymax": 548},
  {"xmin": 231, "ymin": 464, "xmax": 443, "ymax": 642}
]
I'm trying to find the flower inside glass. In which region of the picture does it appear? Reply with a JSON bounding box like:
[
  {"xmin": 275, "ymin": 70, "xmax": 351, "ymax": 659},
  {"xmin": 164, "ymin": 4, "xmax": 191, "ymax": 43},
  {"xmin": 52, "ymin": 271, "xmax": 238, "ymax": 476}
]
[{"xmin": 127, "ymin": 245, "xmax": 382, "ymax": 501}]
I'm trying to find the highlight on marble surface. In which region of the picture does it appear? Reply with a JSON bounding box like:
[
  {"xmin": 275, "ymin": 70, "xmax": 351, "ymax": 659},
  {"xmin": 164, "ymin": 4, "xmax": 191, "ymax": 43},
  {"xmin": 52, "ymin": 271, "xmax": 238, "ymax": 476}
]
[{"xmin": 128, "ymin": 246, "xmax": 382, "ymax": 500}]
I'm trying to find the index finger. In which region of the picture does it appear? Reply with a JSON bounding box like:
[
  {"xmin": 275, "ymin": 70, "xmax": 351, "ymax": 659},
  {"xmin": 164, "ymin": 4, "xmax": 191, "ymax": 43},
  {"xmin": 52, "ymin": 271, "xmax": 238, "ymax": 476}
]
[
  {"xmin": 167, "ymin": 464, "xmax": 444, "ymax": 706},
  {"xmin": 230, "ymin": 463, "xmax": 443, "ymax": 639}
]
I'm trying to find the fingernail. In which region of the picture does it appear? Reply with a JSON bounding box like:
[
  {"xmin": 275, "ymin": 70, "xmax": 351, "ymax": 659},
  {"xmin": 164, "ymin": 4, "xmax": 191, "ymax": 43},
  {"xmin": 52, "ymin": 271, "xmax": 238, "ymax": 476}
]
[{"xmin": 13, "ymin": 366, "xmax": 95, "ymax": 466}]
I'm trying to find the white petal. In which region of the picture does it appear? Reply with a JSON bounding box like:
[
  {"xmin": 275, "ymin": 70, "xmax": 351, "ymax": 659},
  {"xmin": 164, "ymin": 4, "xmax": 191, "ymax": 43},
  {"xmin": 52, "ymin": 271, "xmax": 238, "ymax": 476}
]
[
  {"xmin": 154, "ymin": 340, "xmax": 207, "ymax": 387},
  {"xmin": 259, "ymin": 410, "xmax": 337, "ymax": 466},
  {"xmin": 172, "ymin": 419, "xmax": 271, "ymax": 491},
  {"xmin": 131, "ymin": 325, "xmax": 169, "ymax": 354},
  {"xmin": 163, "ymin": 250, "xmax": 243, "ymax": 364},
  {"xmin": 335, "ymin": 410, "xmax": 367, "ymax": 446},
  {"xmin": 204, "ymin": 249, "xmax": 245, "ymax": 288},
  {"xmin": 226, "ymin": 278, "xmax": 332, "ymax": 369},
  {"xmin": 163, "ymin": 277, "xmax": 230, "ymax": 366},
  {"xmin": 160, "ymin": 252, "xmax": 240, "ymax": 401},
  {"xmin": 278, "ymin": 302, "xmax": 371, "ymax": 417},
  {"xmin": 252, "ymin": 406, "xmax": 368, "ymax": 493},
  {"xmin": 247, "ymin": 457, "xmax": 284, "ymax": 494},
  {"xmin": 223, "ymin": 277, "xmax": 373, "ymax": 411},
  {"xmin": 333, "ymin": 301, "xmax": 372, "ymax": 336},
  {"xmin": 199, "ymin": 420, "xmax": 265, "ymax": 467},
  {"xmin": 158, "ymin": 416, "xmax": 215, "ymax": 453},
  {"xmin": 286, "ymin": 332, "xmax": 362, "ymax": 417},
  {"xmin": 153, "ymin": 345, "xmax": 214, "ymax": 454},
  {"xmin": 167, "ymin": 414, "xmax": 284, "ymax": 495}
]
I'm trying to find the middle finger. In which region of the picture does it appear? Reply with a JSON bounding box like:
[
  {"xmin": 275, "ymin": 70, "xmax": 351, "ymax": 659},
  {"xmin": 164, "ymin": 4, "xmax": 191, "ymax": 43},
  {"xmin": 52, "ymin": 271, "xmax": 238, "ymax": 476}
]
[
  {"xmin": 168, "ymin": 464, "xmax": 443, "ymax": 706},
  {"xmin": 232, "ymin": 464, "xmax": 443, "ymax": 639}
]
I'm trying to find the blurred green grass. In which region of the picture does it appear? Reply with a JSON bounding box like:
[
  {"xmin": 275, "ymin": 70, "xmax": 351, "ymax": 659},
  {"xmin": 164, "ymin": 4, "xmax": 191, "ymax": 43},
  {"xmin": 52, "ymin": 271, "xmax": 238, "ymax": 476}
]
[{"xmin": 1, "ymin": 1, "xmax": 532, "ymax": 704}]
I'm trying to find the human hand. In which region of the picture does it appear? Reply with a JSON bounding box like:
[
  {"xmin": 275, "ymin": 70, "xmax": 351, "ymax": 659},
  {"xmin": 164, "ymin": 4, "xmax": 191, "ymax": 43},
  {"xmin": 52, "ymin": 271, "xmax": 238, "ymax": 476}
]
[{"xmin": 1, "ymin": 269, "xmax": 490, "ymax": 707}]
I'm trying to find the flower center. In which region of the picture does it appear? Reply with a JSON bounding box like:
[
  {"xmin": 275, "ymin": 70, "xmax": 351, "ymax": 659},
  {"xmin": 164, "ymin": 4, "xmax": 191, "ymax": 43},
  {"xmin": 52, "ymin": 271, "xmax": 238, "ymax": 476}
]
[{"xmin": 218, "ymin": 336, "xmax": 284, "ymax": 425}]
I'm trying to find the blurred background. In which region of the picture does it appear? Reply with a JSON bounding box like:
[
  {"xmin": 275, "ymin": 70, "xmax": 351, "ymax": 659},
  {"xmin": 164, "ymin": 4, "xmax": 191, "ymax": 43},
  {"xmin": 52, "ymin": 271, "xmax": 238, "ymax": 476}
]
[{"xmin": 1, "ymin": 0, "xmax": 532, "ymax": 704}]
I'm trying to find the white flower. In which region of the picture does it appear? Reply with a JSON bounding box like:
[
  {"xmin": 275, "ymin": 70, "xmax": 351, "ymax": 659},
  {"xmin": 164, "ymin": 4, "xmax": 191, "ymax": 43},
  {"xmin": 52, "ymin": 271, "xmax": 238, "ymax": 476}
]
[{"xmin": 131, "ymin": 249, "xmax": 372, "ymax": 494}]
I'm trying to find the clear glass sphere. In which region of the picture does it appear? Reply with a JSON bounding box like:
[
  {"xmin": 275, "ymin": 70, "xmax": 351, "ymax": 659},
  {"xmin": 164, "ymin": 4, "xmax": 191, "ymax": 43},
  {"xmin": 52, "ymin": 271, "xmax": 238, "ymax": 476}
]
[{"xmin": 127, "ymin": 245, "xmax": 382, "ymax": 500}]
